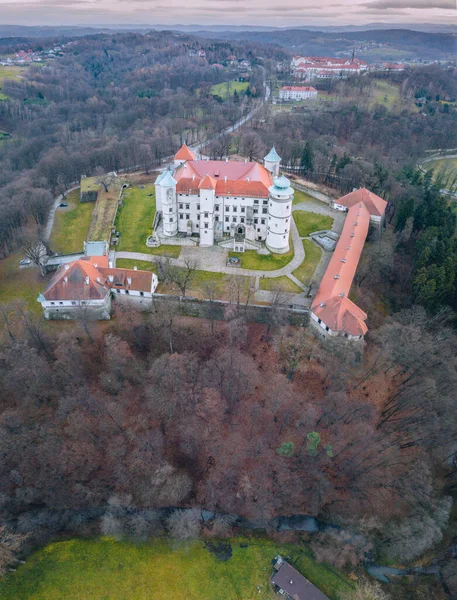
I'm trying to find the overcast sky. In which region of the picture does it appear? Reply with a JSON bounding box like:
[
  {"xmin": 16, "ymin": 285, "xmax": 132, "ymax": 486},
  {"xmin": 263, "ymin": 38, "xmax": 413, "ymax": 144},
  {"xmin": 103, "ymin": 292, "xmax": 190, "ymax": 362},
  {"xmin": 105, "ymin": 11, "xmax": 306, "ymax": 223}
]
[{"xmin": 0, "ymin": 0, "xmax": 455, "ymax": 27}]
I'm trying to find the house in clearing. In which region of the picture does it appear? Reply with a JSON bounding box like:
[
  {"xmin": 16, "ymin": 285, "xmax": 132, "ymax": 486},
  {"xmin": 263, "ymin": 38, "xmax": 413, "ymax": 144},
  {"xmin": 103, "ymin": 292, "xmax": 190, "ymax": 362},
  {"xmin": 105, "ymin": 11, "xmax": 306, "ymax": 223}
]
[
  {"xmin": 37, "ymin": 255, "xmax": 158, "ymax": 320},
  {"xmin": 311, "ymin": 188, "xmax": 387, "ymax": 341},
  {"xmin": 272, "ymin": 556, "xmax": 330, "ymax": 600}
]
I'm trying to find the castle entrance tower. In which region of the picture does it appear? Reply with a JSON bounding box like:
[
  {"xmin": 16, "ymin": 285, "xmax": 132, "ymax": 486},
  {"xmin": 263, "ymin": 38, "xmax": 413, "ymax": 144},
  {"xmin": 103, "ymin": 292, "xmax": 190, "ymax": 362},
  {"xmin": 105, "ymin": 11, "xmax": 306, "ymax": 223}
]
[{"xmin": 158, "ymin": 170, "xmax": 178, "ymax": 237}]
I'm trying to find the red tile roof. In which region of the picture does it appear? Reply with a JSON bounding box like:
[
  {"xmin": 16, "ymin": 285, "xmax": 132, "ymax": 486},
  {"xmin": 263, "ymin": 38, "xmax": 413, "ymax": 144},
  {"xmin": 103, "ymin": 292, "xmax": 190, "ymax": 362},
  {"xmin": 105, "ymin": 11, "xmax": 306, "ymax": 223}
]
[
  {"xmin": 311, "ymin": 189, "xmax": 387, "ymax": 337},
  {"xmin": 174, "ymin": 144, "xmax": 196, "ymax": 161},
  {"xmin": 43, "ymin": 257, "xmax": 154, "ymax": 300},
  {"xmin": 174, "ymin": 159, "xmax": 273, "ymax": 198},
  {"xmin": 199, "ymin": 174, "xmax": 217, "ymax": 190},
  {"xmin": 335, "ymin": 188, "xmax": 387, "ymax": 217}
]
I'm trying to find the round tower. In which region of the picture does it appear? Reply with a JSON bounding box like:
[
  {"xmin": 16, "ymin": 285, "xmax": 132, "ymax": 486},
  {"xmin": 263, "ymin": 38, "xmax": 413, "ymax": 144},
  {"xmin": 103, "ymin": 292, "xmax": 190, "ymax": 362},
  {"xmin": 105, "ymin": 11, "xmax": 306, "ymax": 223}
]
[
  {"xmin": 264, "ymin": 146, "xmax": 281, "ymax": 177},
  {"xmin": 158, "ymin": 170, "xmax": 178, "ymax": 237},
  {"xmin": 266, "ymin": 174, "xmax": 294, "ymax": 255}
]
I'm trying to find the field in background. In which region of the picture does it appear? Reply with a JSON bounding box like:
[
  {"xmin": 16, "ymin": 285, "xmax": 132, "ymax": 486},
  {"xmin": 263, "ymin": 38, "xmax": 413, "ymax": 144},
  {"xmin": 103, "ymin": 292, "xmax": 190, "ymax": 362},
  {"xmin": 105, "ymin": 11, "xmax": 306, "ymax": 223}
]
[
  {"xmin": 0, "ymin": 537, "xmax": 353, "ymax": 600},
  {"xmin": 211, "ymin": 80, "xmax": 249, "ymax": 99},
  {"xmin": 50, "ymin": 189, "xmax": 94, "ymax": 254},
  {"xmin": 0, "ymin": 65, "xmax": 23, "ymax": 99}
]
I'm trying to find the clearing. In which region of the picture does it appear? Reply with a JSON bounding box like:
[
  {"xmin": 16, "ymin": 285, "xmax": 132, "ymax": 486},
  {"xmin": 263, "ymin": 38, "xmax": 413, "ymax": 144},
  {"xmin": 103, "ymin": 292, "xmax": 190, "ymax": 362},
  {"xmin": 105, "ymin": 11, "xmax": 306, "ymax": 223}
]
[
  {"xmin": 0, "ymin": 65, "xmax": 23, "ymax": 99},
  {"xmin": 0, "ymin": 253, "xmax": 44, "ymax": 314},
  {"xmin": 293, "ymin": 212, "xmax": 333, "ymax": 238},
  {"xmin": 211, "ymin": 80, "xmax": 249, "ymax": 99},
  {"xmin": 49, "ymin": 189, "xmax": 94, "ymax": 254},
  {"xmin": 424, "ymin": 157, "xmax": 457, "ymax": 186},
  {"xmin": 0, "ymin": 536, "xmax": 353, "ymax": 600},
  {"xmin": 292, "ymin": 240, "xmax": 322, "ymax": 287},
  {"xmin": 228, "ymin": 249, "xmax": 294, "ymax": 271}
]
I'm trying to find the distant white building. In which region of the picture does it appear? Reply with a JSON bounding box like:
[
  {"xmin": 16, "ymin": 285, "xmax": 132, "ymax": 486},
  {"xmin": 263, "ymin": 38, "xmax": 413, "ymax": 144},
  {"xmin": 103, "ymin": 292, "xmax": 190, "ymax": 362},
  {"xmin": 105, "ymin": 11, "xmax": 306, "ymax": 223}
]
[
  {"xmin": 291, "ymin": 55, "xmax": 368, "ymax": 81},
  {"xmin": 155, "ymin": 145, "xmax": 294, "ymax": 254},
  {"xmin": 278, "ymin": 86, "xmax": 318, "ymax": 101}
]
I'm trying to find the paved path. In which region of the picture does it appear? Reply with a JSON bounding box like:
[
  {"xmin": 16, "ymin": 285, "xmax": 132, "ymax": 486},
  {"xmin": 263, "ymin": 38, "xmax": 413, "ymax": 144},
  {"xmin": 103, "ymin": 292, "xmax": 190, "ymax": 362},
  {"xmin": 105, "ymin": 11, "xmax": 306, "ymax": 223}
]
[{"xmin": 44, "ymin": 184, "xmax": 80, "ymax": 241}]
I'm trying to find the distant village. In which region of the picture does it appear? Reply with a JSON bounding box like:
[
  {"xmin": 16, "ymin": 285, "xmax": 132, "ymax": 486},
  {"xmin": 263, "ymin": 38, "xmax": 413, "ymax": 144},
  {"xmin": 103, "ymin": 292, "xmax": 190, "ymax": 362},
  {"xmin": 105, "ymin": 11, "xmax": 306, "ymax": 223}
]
[{"xmin": 0, "ymin": 44, "xmax": 65, "ymax": 66}]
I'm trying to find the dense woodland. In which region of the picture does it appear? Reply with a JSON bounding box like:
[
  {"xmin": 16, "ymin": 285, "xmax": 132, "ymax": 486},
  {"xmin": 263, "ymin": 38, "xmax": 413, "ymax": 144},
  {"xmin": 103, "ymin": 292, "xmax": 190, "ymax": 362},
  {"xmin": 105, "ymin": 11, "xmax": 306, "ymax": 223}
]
[{"xmin": 1, "ymin": 29, "xmax": 457, "ymax": 598}]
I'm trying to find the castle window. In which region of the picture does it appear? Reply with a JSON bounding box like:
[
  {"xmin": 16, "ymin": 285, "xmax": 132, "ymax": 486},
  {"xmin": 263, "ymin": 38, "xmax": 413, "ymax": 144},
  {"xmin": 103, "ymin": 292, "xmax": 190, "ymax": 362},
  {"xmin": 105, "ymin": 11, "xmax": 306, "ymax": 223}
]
[
  {"xmin": 257, "ymin": 228, "xmax": 261, "ymax": 232},
  {"xmin": 225, "ymin": 206, "xmax": 229, "ymax": 212},
  {"xmin": 179, "ymin": 203, "xmax": 183, "ymax": 209},
  {"xmin": 261, "ymin": 218, "xmax": 266, "ymax": 224},
  {"xmin": 185, "ymin": 204, "xmax": 190, "ymax": 209},
  {"xmin": 254, "ymin": 218, "xmax": 258, "ymax": 224},
  {"xmin": 204, "ymin": 212, "xmax": 208, "ymax": 218},
  {"xmin": 241, "ymin": 206, "xmax": 245, "ymax": 213},
  {"xmin": 262, "ymin": 208, "xmax": 267, "ymax": 214},
  {"xmin": 179, "ymin": 213, "xmax": 184, "ymax": 220},
  {"xmin": 197, "ymin": 204, "xmax": 200, "ymax": 210},
  {"xmin": 51, "ymin": 302, "xmax": 55, "ymax": 305},
  {"xmin": 215, "ymin": 216, "xmax": 219, "ymax": 222},
  {"xmin": 233, "ymin": 206, "xmax": 237, "ymax": 212},
  {"xmin": 204, "ymin": 222, "xmax": 208, "ymax": 229},
  {"xmin": 232, "ymin": 217, "xmax": 236, "ymax": 223},
  {"xmin": 225, "ymin": 216, "xmax": 229, "ymax": 222},
  {"xmin": 140, "ymin": 292, "xmax": 144, "ymax": 297},
  {"xmin": 270, "ymin": 203, "xmax": 272, "ymax": 207},
  {"xmin": 240, "ymin": 217, "xmax": 245, "ymax": 223},
  {"xmin": 263, "ymin": 200, "xmax": 268, "ymax": 205},
  {"xmin": 215, "ymin": 205, "xmax": 219, "ymax": 211},
  {"xmin": 170, "ymin": 217, "xmax": 173, "ymax": 222},
  {"xmin": 254, "ymin": 199, "xmax": 259, "ymax": 205},
  {"xmin": 169, "ymin": 207, "xmax": 172, "ymax": 213},
  {"xmin": 59, "ymin": 302, "xmax": 63, "ymax": 305},
  {"xmin": 253, "ymin": 209, "xmax": 258, "ymax": 214},
  {"xmin": 186, "ymin": 214, "xmax": 190, "ymax": 219}
]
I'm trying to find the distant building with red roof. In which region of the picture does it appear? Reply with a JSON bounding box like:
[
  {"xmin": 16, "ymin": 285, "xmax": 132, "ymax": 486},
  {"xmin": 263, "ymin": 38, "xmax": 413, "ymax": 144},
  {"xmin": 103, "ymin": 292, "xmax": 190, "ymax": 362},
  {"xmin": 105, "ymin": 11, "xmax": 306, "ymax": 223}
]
[
  {"xmin": 38, "ymin": 256, "xmax": 158, "ymax": 320},
  {"xmin": 279, "ymin": 86, "xmax": 318, "ymax": 101},
  {"xmin": 155, "ymin": 146, "xmax": 293, "ymax": 252},
  {"xmin": 291, "ymin": 55, "xmax": 368, "ymax": 80},
  {"xmin": 311, "ymin": 188, "xmax": 387, "ymax": 340}
]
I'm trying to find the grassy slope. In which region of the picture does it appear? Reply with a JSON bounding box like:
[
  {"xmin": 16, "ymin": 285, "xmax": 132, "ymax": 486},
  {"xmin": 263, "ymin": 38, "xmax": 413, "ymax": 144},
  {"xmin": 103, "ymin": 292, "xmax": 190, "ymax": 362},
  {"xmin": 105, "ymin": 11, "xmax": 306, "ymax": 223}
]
[
  {"xmin": 292, "ymin": 240, "xmax": 322, "ymax": 286},
  {"xmin": 0, "ymin": 253, "xmax": 43, "ymax": 314},
  {"xmin": 292, "ymin": 189, "xmax": 317, "ymax": 205},
  {"xmin": 211, "ymin": 80, "xmax": 249, "ymax": 99},
  {"xmin": 49, "ymin": 189, "xmax": 94, "ymax": 254},
  {"xmin": 260, "ymin": 275, "xmax": 302, "ymax": 293},
  {"xmin": 114, "ymin": 184, "xmax": 156, "ymax": 252},
  {"xmin": 0, "ymin": 537, "xmax": 353, "ymax": 600},
  {"xmin": 87, "ymin": 179, "xmax": 124, "ymax": 242},
  {"xmin": 293, "ymin": 211, "xmax": 333, "ymax": 238},
  {"xmin": 229, "ymin": 249, "xmax": 294, "ymax": 271}
]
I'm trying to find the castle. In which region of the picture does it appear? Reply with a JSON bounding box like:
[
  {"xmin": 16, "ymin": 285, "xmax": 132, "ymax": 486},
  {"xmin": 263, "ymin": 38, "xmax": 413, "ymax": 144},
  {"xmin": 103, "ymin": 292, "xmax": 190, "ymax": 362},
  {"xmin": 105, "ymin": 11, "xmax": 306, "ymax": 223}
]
[{"xmin": 154, "ymin": 145, "xmax": 294, "ymax": 254}]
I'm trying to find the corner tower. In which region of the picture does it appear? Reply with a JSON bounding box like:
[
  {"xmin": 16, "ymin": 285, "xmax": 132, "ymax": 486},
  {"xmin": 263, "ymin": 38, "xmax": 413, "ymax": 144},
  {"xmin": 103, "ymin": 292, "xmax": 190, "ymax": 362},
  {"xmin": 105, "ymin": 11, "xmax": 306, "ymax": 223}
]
[
  {"xmin": 264, "ymin": 146, "xmax": 281, "ymax": 177},
  {"xmin": 157, "ymin": 170, "xmax": 178, "ymax": 237},
  {"xmin": 266, "ymin": 174, "xmax": 294, "ymax": 255}
]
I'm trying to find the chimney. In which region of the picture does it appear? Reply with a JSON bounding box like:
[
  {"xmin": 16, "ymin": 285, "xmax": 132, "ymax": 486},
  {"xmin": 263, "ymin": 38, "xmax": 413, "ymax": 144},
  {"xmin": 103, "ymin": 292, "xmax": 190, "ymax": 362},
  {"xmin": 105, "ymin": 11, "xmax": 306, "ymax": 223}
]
[
  {"xmin": 134, "ymin": 266, "xmax": 137, "ymax": 270},
  {"xmin": 246, "ymin": 176, "xmax": 251, "ymax": 182},
  {"xmin": 127, "ymin": 277, "xmax": 132, "ymax": 285},
  {"xmin": 334, "ymin": 275, "xmax": 340, "ymax": 279},
  {"xmin": 341, "ymin": 258, "xmax": 347, "ymax": 263},
  {"xmin": 96, "ymin": 277, "xmax": 100, "ymax": 283},
  {"xmin": 109, "ymin": 275, "xmax": 114, "ymax": 282},
  {"xmin": 192, "ymin": 174, "xmax": 195, "ymax": 181},
  {"xmin": 94, "ymin": 263, "xmax": 98, "ymax": 268},
  {"xmin": 64, "ymin": 264, "xmax": 69, "ymax": 270},
  {"xmin": 244, "ymin": 159, "xmax": 247, "ymax": 164},
  {"xmin": 63, "ymin": 276, "xmax": 68, "ymax": 283},
  {"xmin": 224, "ymin": 176, "xmax": 227, "ymax": 182},
  {"xmin": 84, "ymin": 276, "xmax": 89, "ymax": 285},
  {"xmin": 319, "ymin": 302, "xmax": 325, "ymax": 308},
  {"xmin": 225, "ymin": 157, "xmax": 228, "ymax": 163}
]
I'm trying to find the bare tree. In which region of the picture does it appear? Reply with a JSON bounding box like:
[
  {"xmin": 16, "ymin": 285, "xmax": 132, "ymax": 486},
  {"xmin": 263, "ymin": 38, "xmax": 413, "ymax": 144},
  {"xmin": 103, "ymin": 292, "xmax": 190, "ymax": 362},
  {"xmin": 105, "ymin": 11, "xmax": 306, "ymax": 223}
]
[
  {"xmin": 163, "ymin": 258, "xmax": 197, "ymax": 298},
  {"xmin": 20, "ymin": 238, "xmax": 46, "ymax": 266},
  {"xmin": 275, "ymin": 328, "xmax": 309, "ymax": 381},
  {"xmin": 167, "ymin": 509, "xmax": 201, "ymax": 541},
  {"xmin": 95, "ymin": 167, "xmax": 115, "ymax": 193},
  {"xmin": 240, "ymin": 131, "xmax": 264, "ymax": 161},
  {"xmin": 0, "ymin": 526, "xmax": 27, "ymax": 576}
]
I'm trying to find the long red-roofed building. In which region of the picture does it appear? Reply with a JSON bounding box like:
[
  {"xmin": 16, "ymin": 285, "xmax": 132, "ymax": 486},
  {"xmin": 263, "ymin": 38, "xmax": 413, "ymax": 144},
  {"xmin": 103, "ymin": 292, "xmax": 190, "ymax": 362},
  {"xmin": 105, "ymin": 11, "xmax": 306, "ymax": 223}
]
[
  {"xmin": 311, "ymin": 188, "xmax": 387, "ymax": 340},
  {"xmin": 291, "ymin": 55, "xmax": 368, "ymax": 80}
]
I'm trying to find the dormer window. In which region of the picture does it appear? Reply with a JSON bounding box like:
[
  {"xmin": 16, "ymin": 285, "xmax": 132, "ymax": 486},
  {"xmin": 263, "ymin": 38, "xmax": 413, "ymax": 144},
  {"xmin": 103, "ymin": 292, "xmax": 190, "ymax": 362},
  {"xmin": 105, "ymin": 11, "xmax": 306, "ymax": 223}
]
[{"xmin": 334, "ymin": 275, "xmax": 340, "ymax": 279}]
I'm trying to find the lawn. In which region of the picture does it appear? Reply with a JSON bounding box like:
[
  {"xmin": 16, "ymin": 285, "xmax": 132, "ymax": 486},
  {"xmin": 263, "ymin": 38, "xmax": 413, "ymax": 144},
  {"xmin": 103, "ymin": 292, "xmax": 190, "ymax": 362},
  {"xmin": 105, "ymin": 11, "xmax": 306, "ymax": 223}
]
[
  {"xmin": 293, "ymin": 211, "xmax": 333, "ymax": 238},
  {"xmin": 229, "ymin": 249, "xmax": 294, "ymax": 271},
  {"xmin": 0, "ymin": 65, "xmax": 22, "ymax": 98},
  {"xmin": 292, "ymin": 240, "xmax": 322, "ymax": 286},
  {"xmin": 293, "ymin": 189, "xmax": 317, "ymax": 205},
  {"xmin": 49, "ymin": 189, "xmax": 94, "ymax": 254},
  {"xmin": 0, "ymin": 253, "xmax": 44, "ymax": 315},
  {"xmin": 211, "ymin": 80, "xmax": 249, "ymax": 99},
  {"xmin": 424, "ymin": 157, "xmax": 457, "ymax": 183},
  {"xmin": 0, "ymin": 536, "xmax": 354, "ymax": 600},
  {"xmin": 114, "ymin": 184, "xmax": 157, "ymax": 253},
  {"xmin": 260, "ymin": 275, "xmax": 302, "ymax": 293}
]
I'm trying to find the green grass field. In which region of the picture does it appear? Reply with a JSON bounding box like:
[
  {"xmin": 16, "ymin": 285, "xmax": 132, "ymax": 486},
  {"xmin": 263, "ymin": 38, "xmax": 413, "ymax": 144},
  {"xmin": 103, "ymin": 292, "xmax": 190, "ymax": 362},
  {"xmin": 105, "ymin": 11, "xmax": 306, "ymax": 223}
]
[
  {"xmin": 293, "ymin": 211, "xmax": 333, "ymax": 238},
  {"xmin": 260, "ymin": 275, "xmax": 302, "ymax": 293},
  {"xmin": 210, "ymin": 80, "xmax": 249, "ymax": 99},
  {"xmin": 0, "ymin": 65, "xmax": 22, "ymax": 93},
  {"xmin": 0, "ymin": 253, "xmax": 43, "ymax": 315},
  {"xmin": 229, "ymin": 249, "xmax": 294, "ymax": 271},
  {"xmin": 114, "ymin": 184, "xmax": 157, "ymax": 253},
  {"xmin": 424, "ymin": 157, "xmax": 457, "ymax": 178},
  {"xmin": 49, "ymin": 189, "xmax": 94, "ymax": 254},
  {"xmin": 293, "ymin": 189, "xmax": 317, "ymax": 205},
  {"xmin": 0, "ymin": 536, "xmax": 353, "ymax": 600},
  {"xmin": 292, "ymin": 240, "xmax": 322, "ymax": 286}
]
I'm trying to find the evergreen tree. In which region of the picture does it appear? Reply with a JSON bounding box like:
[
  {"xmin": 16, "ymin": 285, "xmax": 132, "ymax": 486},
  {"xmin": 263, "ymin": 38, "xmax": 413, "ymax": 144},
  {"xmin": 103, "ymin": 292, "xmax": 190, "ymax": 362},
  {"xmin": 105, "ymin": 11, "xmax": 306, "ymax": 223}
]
[{"xmin": 300, "ymin": 141, "xmax": 314, "ymax": 173}]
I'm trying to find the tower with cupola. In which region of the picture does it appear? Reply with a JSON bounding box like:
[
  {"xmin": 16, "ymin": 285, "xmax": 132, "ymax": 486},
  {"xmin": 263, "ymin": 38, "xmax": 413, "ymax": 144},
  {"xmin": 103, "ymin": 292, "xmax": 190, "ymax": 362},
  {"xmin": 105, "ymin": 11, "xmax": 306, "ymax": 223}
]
[
  {"xmin": 264, "ymin": 146, "xmax": 281, "ymax": 177},
  {"xmin": 156, "ymin": 170, "xmax": 178, "ymax": 237},
  {"xmin": 266, "ymin": 174, "xmax": 294, "ymax": 254}
]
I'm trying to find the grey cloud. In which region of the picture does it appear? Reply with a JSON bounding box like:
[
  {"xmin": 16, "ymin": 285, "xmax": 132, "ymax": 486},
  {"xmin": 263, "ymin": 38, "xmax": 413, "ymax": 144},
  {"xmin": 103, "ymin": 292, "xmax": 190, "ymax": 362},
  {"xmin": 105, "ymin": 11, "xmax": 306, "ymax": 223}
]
[{"xmin": 364, "ymin": 0, "xmax": 455, "ymax": 9}]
